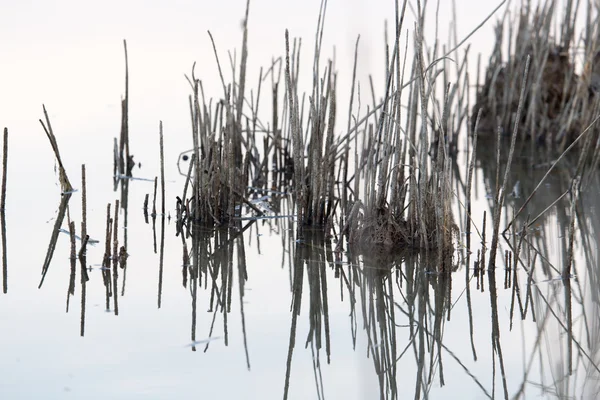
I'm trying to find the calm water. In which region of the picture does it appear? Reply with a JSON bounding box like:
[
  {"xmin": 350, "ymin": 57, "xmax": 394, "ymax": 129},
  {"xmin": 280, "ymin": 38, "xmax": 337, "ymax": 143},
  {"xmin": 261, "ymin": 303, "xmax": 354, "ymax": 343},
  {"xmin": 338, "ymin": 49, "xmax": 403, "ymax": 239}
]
[{"xmin": 1, "ymin": 1, "xmax": 599, "ymax": 399}]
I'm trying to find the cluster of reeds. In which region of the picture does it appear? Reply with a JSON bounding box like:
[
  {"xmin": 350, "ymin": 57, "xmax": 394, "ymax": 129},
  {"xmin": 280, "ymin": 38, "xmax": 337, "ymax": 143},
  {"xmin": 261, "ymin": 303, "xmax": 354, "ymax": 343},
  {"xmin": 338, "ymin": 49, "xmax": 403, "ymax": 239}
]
[
  {"xmin": 175, "ymin": 1, "xmax": 269, "ymax": 230},
  {"xmin": 330, "ymin": 0, "xmax": 466, "ymax": 258},
  {"xmin": 473, "ymin": 0, "xmax": 600, "ymax": 155},
  {"xmin": 468, "ymin": 1, "xmax": 600, "ymax": 270},
  {"xmin": 283, "ymin": 7, "xmax": 339, "ymax": 232},
  {"xmin": 171, "ymin": 0, "xmax": 488, "ymax": 259},
  {"xmin": 38, "ymin": 50, "xmax": 132, "ymax": 332},
  {"xmin": 173, "ymin": 179, "xmax": 599, "ymax": 399}
]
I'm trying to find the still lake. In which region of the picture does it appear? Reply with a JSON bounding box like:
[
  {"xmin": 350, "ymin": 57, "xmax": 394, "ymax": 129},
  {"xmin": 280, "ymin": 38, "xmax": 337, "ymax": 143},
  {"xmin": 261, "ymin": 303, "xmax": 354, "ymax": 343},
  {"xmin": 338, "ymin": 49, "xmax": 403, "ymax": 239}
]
[{"xmin": 1, "ymin": 1, "xmax": 599, "ymax": 399}]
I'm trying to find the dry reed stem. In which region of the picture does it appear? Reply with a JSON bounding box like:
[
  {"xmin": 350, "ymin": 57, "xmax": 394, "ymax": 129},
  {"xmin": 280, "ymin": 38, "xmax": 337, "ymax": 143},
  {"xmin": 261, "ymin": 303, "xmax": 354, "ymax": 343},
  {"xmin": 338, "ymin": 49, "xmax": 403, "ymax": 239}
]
[
  {"xmin": 152, "ymin": 176, "xmax": 158, "ymax": 217},
  {"xmin": 112, "ymin": 199, "xmax": 120, "ymax": 315},
  {"xmin": 284, "ymin": 30, "xmax": 306, "ymax": 235},
  {"xmin": 103, "ymin": 203, "xmax": 112, "ymax": 271},
  {"xmin": 159, "ymin": 121, "xmax": 165, "ymax": 218},
  {"xmin": 1, "ymin": 128, "xmax": 7, "ymax": 294},
  {"xmin": 67, "ymin": 220, "xmax": 76, "ymax": 314},
  {"xmin": 563, "ymin": 177, "xmax": 580, "ymax": 280},
  {"xmin": 81, "ymin": 165, "xmax": 87, "ymax": 248},
  {"xmin": 1, "ymin": 128, "xmax": 7, "ymax": 213},
  {"xmin": 343, "ymin": 36, "xmax": 360, "ymax": 219},
  {"xmin": 40, "ymin": 105, "xmax": 72, "ymax": 193},
  {"xmin": 488, "ymin": 55, "xmax": 530, "ymax": 270},
  {"xmin": 118, "ymin": 39, "xmax": 131, "ymax": 177}
]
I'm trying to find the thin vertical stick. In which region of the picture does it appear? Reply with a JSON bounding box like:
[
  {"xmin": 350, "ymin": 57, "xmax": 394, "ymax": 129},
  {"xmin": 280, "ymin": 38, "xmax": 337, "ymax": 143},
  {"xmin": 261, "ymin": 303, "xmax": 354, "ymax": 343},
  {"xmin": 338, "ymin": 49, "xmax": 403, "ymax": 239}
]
[
  {"xmin": 120, "ymin": 40, "xmax": 130, "ymax": 176},
  {"xmin": 112, "ymin": 199, "xmax": 120, "ymax": 316},
  {"xmin": 152, "ymin": 176, "xmax": 158, "ymax": 254},
  {"xmin": 160, "ymin": 121, "xmax": 165, "ymax": 218},
  {"xmin": 152, "ymin": 177, "xmax": 158, "ymax": 217},
  {"xmin": 158, "ymin": 122, "xmax": 166, "ymax": 309},
  {"xmin": 1, "ymin": 128, "xmax": 7, "ymax": 293},
  {"xmin": 66, "ymin": 220, "xmax": 76, "ymax": 313},
  {"xmin": 78, "ymin": 234, "xmax": 89, "ymax": 337},
  {"xmin": 1, "ymin": 128, "xmax": 7, "ymax": 213},
  {"xmin": 285, "ymin": 29, "xmax": 305, "ymax": 235},
  {"xmin": 81, "ymin": 165, "xmax": 87, "ymax": 247}
]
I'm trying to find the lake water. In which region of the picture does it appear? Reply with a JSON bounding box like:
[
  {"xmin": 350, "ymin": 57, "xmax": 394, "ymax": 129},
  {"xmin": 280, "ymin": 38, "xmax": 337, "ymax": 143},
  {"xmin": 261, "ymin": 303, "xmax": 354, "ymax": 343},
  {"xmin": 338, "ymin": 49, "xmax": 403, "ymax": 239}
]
[{"xmin": 1, "ymin": 1, "xmax": 599, "ymax": 399}]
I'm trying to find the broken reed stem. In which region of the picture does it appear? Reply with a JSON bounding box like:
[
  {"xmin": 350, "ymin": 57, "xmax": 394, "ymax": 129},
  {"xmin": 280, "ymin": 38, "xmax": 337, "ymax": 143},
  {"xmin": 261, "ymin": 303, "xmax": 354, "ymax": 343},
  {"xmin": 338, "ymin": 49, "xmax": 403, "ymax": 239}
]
[
  {"xmin": 1, "ymin": 128, "xmax": 7, "ymax": 213},
  {"xmin": 79, "ymin": 231, "xmax": 88, "ymax": 337},
  {"xmin": 488, "ymin": 55, "xmax": 530, "ymax": 270},
  {"xmin": 181, "ymin": 154, "xmax": 195, "ymax": 210},
  {"xmin": 563, "ymin": 177, "xmax": 580, "ymax": 280},
  {"xmin": 78, "ymin": 235, "xmax": 90, "ymax": 262},
  {"xmin": 152, "ymin": 176, "xmax": 158, "ymax": 217},
  {"xmin": 103, "ymin": 203, "xmax": 112, "ymax": 265},
  {"xmin": 67, "ymin": 220, "xmax": 76, "ymax": 314},
  {"xmin": 284, "ymin": 29, "xmax": 306, "ymax": 234},
  {"xmin": 113, "ymin": 138, "xmax": 118, "ymax": 189},
  {"xmin": 159, "ymin": 121, "xmax": 165, "ymax": 218},
  {"xmin": 416, "ymin": 8, "xmax": 430, "ymax": 250},
  {"xmin": 81, "ymin": 165, "xmax": 87, "ymax": 246},
  {"xmin": 68, "ymin": 220, "xmax": 76, "ymax": 280},
  {"xmin": 78, "ymin": 231, "xmax": 90, "ymax": 285},
  {"xmin": 112, "ymin": 199, "xmax": 120, "ymax": 316},
  {"xmin": 39, "ymin": 105, "xmax": 73, "ymax": 193},
  {"xmin": 1, "ymin": 128, "xmax": 7, "ymax": 294},
  {"xmin": 178, "ymin": 153, "xmax": 194, "ymax": 233},
  {"xmin": 343, "ymin": 36, "xmax": 360, "ymax": 219},
  {"xmin": 113, "ymin": 199, "xmax": 120, "ymax": 267},
  {"xmin": 119, "ymin": 39, "xmax": 130, "ymax": 177},
  {"xmin": 236, "ymin": 0, "xmax": 250, "ymax": 126}
]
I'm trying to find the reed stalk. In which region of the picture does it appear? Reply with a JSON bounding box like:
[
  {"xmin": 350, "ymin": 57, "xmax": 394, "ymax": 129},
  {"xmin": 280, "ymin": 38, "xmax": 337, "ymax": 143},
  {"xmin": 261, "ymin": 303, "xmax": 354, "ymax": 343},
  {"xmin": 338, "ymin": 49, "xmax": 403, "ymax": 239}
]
[{"xmin": 1, "ymin": 128, "xmax": 7, "ymax": 294}]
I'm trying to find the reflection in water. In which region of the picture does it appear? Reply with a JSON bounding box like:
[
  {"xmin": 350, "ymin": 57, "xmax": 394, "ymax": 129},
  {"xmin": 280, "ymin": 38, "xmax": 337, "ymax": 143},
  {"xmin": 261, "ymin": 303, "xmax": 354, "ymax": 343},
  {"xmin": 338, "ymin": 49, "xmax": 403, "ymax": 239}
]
[
  {"xmin": 185, "ymin": 222, "xmax": 254, "ymax": 361},
  {"xmin": 39, "ymin": 192, "xmax": 72, "ymax": 289},
  {"xmin": 22, "ymin": 114, "xmax": 600, "ymax": 398},
  {"xmin": 24, "ymin": 164, "xmax": 600, "ymax": 398},
  {"xmin": 284, "ymin": 229, "xmax": 332, "ymax": 400}
]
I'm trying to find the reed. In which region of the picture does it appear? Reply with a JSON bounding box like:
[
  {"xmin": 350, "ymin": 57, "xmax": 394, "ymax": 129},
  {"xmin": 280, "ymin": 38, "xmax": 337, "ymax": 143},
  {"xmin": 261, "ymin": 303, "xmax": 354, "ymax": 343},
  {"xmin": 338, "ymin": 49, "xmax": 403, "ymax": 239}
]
[
  {"xmin": 39, "ymin": 107, "xmax": 74, "ymax": 288},
  {"xmin": 102, "ymin": 203, "xmax": 113, "ymax": 310},
  {"xmin": 112, "ymin": 199, "xmax": 120, "ymax": 315},
  {"xmin": 174, "ymin": 2, "xmax": 261, "ymax": 229},
  {"xmin": 81, "ymin": 165, "xmax": 87, "ymax": 248},
  {"xmin": 333, "ymin": 0, "xmax": 468, "ymax": 260},
  {"xmin": 158, "ymin": 123, "xmax": 166, "ymax": 309},
  {"xmin": 78, "ymin": 233, "xmax": 89, "ymax": 337},
  {"xmin": 66, "ymin": 220, "xmax": 76, "ymax": 313},
  {"xmin": 473, "ymin": 1, "xmax": 600, "ymax": 153},
  {"xmin": 487, "ymin": 56, "xmax": 530, "ymax": 270},
  {"xmin": 118, "ymin": 39, "xmax": 131, "ymax": 178},
  {"xmin": 40, "ymin": 105, "xmax": 72, "ymax": 194},
  {"xmin": 1, "ymin": 127, "xmax": 7, "ymax": 294}
]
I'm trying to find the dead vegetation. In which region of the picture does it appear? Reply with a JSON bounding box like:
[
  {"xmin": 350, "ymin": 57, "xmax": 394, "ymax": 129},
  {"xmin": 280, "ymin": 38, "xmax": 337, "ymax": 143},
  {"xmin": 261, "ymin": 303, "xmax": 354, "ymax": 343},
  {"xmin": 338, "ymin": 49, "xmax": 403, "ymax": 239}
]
[{"xmin": 473, "ymin": 0, "xmax": 600, "ymax": 153}]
